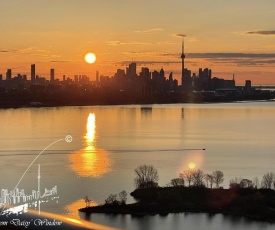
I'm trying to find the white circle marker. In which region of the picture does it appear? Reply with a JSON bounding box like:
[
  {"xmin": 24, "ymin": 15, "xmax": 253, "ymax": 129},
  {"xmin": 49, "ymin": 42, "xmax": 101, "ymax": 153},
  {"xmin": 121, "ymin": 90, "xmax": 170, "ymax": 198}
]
[{"xmin": 65, "ymin": 135, "xmax": 73, "ymax": 143}]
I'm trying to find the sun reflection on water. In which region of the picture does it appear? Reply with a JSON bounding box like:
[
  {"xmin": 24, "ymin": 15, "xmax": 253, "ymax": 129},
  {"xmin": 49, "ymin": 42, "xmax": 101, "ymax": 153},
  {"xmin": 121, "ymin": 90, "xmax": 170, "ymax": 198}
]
[
  {"xmin": 64, "ymin": 199, "xmax": 97, "ymax": 219},
  {"xmin": 86, "ymin": 113, "xmax": 96, "ymax": 144},
  {"xmin": 69, "ymin": 113, "xmax": 112, "ymax": 177}
]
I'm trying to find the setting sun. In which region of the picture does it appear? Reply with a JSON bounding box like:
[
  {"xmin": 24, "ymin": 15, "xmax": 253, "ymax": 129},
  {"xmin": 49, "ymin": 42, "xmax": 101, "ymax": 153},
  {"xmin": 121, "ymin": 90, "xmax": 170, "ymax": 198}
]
[
  {"xmin": 84, "ymin": 52, "xmax": 96, "ymax": 64},
  {"xmin": 188, "ymin": 162, "xmax": 196, "ymax": 170}
]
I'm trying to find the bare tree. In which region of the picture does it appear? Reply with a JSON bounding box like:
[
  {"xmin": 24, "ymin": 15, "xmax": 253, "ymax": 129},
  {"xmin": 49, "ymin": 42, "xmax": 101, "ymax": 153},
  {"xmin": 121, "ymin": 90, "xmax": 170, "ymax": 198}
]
[
  {"xmin": 191, "ymin": 169, "xmax": 205, "ymax": 186},
  {"xmin": 229, "ymin": 177, "xmax": 242, "ymax": 189},
  {"xmin": 181, "ymin": 170, "xmax": 193, "ymax": 187},
  {"xmin": 212, "ymin": 170, "xmax": 224, "ymax": 188},
  {"xmin": 134, "ymin": 165, "xmax": 159, "ymax": 189},
  {"xmin": 84, "ymin": 196, "xmax": 91, "ymax": 207},
  {"xmin": 273, "ymin": 179, "xmax": 275, "ymax": 190},
  {"xmin": 171, "ymin": 178, "xmax": 185, "ymax": 187},
  {"xmin": 204, "ymin": 174, "xmax": 214, "ymax": 188},
  {"xmin": 261, "ymin": 172, "xmax": 274, "ymax": 189},
  {"xmin": 240, "ymin": 179, "xmax": 253, "ymax": 188},
  {"xmin": 253, "ymin": 177, "xmax": 260, "ymax": 189},
  {"xmin": 105, "ymin": 194, "xmax": 118, "ymax": 205},
  {"xmin": 118, "ymin": 190, "xmax": 127, "ymax": 205}
]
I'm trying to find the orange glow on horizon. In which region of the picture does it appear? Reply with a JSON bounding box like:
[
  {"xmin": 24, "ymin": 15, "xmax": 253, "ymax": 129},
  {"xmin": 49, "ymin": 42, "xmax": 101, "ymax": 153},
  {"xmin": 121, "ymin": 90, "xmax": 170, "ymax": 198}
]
[{"xmin": 69, "ymin": 113, "xmax": 112, "ymax": 177}]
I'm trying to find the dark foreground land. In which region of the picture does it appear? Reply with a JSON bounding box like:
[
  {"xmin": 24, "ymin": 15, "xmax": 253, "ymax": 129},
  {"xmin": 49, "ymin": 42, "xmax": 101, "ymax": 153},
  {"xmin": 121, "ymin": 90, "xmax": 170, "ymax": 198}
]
[{"xmin": 79, "ymin": 187, "xmax": 275, "ymax": 222}]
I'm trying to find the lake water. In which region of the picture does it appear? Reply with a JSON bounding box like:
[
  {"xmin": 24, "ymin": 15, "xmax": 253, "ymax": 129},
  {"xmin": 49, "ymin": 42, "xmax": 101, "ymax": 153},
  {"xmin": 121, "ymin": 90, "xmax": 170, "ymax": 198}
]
[{"xmin": 0, "ymin": 101, "xmax": 275, "ymax": 229}]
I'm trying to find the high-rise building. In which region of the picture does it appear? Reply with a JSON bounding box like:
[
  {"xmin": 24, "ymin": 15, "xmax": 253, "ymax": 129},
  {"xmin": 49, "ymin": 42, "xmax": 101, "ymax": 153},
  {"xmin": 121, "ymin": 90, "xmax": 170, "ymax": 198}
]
[
  {"xmin": 50, "ymin": 69, "xmax": 55, "ymax": 82},
  {"xmin": 31, "ymin": 64, "xmax": 35, "ymax": 84},
  {"xmin": 96, "ymin": 71, "xmax": 99, "ymax": 82},
  {"xmin": 169, "ymin": 72, "xmax": 173, "ymax": 82},
  {"xmin": 160, "ymin": 68, "xmax": 165, "ymax": 79},
  {"xmin": 128, "ymin": 63, "xmax": 137, "ymax": 78},
  {"xmin": 6, "ymin": 69, "xmax": 12, "ymax": 80},
  {"xmin": 114, "ymin": 69, "xmax": 125, "ymax": 80},
  {"xmin": 245, "ymin": 80, "xmax": 252, "ymax": 91},
  {"xmin": 140, "ymin": 67, "xmax": 150, "ymax": 80}
]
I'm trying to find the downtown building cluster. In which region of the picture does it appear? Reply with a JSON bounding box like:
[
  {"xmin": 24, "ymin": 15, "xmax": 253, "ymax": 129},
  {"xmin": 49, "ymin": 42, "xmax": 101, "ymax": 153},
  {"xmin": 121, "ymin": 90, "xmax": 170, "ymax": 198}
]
[{"xmin": 0, "ymin": 62, "xmax": 238, "ymax": 95}]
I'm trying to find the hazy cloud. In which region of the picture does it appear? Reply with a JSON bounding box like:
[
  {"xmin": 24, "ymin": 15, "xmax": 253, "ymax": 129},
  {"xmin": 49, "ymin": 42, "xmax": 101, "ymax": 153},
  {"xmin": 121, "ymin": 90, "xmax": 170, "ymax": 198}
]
[
  {"xmin": 186, "ymin": 53, "xmax": 275, "ymax": 66},
  {"xmin": 246, "ymin": 30, "xmax": 275, "ymax": 35},
  {"xmin": 107, "ymin": 41, "xmax": 150, "ymax": 46},
  {"xmin": 0, "ymin": 49, "xmax": 17, "ymax": 53},
  {"xmin": 133, "ymin": 28, "xmax": 164, "ymax": 33},
  {"xmin": 176, "ymin": 34, "xmax": 186, "ymax": 37},
  {"xmin": 18, "ymin": 47, "xmax": 49, "ymax": 54},
  {"xmin": 120, "ymin": 52, "xmax": 275, "ymax": 67},
  {"xmin": 209, "ymin": 58, "xmax": 275, "ymax": 66},
  {"xmin": 161, "ymin": 52, "xmax": 275, "ymax": 59},
  {"xmin": 118, "ymin": 60, "xmax": 197, "ymax": 67},
  {"xmin": 50, "ymin": 60, "xmax": 73, "ymax": 63},
  {"xmin": 123, "ymin": 51, "xmax": 164, "ymax": 57}
]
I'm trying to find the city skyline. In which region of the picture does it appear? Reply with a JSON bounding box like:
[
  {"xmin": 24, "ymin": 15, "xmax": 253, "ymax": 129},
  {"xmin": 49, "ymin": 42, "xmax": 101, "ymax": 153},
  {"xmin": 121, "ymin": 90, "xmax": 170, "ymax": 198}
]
[{"xmin": 1, "ymin": 1, "xmax": 275, "ymax": 85}]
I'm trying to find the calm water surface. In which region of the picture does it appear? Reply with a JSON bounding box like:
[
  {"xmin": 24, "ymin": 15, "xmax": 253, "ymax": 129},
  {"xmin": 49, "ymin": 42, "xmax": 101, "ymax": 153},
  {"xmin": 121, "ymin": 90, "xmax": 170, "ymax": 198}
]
[{"xmin": 0, "ymin": 101, "xmax": 275, "ymax": 229}]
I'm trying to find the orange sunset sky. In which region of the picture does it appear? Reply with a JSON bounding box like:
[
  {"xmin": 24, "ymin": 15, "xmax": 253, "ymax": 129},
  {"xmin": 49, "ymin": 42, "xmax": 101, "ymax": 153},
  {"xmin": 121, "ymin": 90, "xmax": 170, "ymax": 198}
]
[{"xmin": 1, "ymin": 0, "xmax": 275, "ymax": 85}]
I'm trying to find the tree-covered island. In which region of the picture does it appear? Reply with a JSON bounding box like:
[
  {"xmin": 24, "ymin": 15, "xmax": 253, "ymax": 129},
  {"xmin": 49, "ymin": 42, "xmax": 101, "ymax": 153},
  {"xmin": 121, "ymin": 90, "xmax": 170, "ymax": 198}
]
[{"xmin": 79, "ymin": 165, "xmax": 275, "ymax": 222}]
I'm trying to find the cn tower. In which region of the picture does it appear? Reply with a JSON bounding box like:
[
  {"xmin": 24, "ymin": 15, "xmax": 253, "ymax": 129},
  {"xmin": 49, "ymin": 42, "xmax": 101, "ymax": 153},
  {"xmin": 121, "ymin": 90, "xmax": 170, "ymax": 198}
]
[
  {"xmin": 177, "ymin": 34, "xmax": 186, "ymax": 88},
  {"xmin": 181, "ymin": 37, "xmax": 185, "ymax": 87}
]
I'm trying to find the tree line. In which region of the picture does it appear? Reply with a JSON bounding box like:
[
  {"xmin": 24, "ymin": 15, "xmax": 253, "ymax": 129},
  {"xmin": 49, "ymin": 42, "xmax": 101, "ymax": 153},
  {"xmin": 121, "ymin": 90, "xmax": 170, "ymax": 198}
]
[
  {"xmin": 133, "ymin": 164, "xmax": 275, "ymax": 190},
  {"xmin": 84, "ymin": 165, "xmax": 275, "ymax": 207}
]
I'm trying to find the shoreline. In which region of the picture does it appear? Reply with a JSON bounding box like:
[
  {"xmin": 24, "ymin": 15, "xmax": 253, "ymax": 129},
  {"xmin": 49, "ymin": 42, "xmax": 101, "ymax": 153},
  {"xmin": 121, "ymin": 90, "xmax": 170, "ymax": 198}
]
[
  {"xmin": 79, "ymin": 187, "xmax": 275, "ymax": 223},
  {"xmin": 0, "ymin": 98, "xmax": 274, "ymax": 110}
]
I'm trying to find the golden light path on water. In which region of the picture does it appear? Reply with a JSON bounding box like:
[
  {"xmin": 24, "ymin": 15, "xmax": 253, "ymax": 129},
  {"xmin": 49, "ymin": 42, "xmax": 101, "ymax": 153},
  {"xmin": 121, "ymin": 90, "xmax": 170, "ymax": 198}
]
[
  {"xmin": 64, "ymin": 199, "xmax": 97, "ymax": 219},
  {"xmin": 69, "ymin": 113, "xmax": 112, "ymax": 177}
]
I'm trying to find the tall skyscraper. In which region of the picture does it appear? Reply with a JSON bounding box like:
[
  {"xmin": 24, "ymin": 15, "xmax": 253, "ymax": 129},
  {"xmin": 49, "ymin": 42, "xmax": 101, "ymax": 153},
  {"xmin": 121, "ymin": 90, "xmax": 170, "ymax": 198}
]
[
  {"xmin": 31, "ymin": 64, "xmax": 35, "ymax": 84},
  {"xmin": 96, "ymin": 71, "xmax": 99, "ymax": 82},
  {"xmin": 50, "ymin": 68, "xmax": 55, "ymax": 82},
  {"xmin": 140, "ymin": 67, "xmax": 150, "ymax": 80},
  {"xmin": 128, "ymin": 63, "xmax": 137, "ymax": 78},
  {"xmin": 6, "ymin": 69, "xmax": 12, "ymax": 80}
]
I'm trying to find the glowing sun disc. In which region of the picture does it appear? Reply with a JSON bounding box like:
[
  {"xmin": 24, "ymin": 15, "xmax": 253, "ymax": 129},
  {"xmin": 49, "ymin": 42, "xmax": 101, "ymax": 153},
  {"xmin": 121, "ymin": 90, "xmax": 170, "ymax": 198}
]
[
  {"xmin": 85, "ymin": 52, "xmax": 96, "ymax": 64},
  {"xmin": 188, "ymin": 162, "xmax": 196, "ymax": 170}
]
